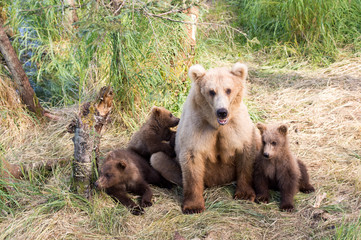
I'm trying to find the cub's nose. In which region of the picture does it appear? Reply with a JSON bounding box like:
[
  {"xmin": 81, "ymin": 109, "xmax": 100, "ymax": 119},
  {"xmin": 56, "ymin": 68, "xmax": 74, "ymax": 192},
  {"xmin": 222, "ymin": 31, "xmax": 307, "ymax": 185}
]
[
  {"xmin": 263, "ymin": 152, "xmax": 270, "ymax": 158},
  {"xmin": 216, "ymin": 108, "xmax": 228, "ymax": 119}
]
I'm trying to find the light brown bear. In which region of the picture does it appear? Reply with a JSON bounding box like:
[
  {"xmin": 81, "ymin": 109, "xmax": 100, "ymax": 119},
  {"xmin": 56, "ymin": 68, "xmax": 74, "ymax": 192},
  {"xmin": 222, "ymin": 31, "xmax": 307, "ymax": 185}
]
[
  {"xmin": 95, "ymin": 149, "xmax": 172, "ymax": 215},
  {"xmin": 253, "ymin": 123, "xmax": 315, "ymax": 211},
  {"xmin": 128, "ymin": 106, "xmax": 180, "ymax": 160},
  {"xmin": 151, "ymin": 62, "xmax": 261, "ymax": 214}
]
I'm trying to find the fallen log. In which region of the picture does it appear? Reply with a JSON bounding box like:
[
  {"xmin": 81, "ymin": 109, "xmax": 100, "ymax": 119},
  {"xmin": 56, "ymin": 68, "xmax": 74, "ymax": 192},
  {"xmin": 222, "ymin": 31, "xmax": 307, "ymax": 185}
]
[{"xmin": 68, "ymin": 86, "xmax": 113, "ymax": 199}]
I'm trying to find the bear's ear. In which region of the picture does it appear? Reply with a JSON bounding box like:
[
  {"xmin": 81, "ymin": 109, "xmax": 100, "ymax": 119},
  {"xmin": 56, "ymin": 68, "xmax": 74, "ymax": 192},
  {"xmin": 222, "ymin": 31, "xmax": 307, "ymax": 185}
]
[
  {"xmin": 256, "ymin": 122, "xmax": 266, "ymax": 134},
  {"xmin": 188, "ymin": 64, "xmax": 206, "ymax": 83},
  {"xmin": 231, "ymin": 62, "xmax": 248, "ymax": 81},
  {"xmin": 278, "ymin": 124, "xmax": 288, "ymax": 136},
  {"xmin": 151, "ymin": 106, "xmax": 161, "ymax": 117},
  {"xmin": 117, "ymin": 160, "xmax": 127, "ymax": 170}
]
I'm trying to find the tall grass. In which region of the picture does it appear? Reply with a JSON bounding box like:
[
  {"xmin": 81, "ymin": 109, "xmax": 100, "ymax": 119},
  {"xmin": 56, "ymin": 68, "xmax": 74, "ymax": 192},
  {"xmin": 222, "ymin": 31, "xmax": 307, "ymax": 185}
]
[
  {"xmin": 4, "ymin": 0, "xmax": 201, "ymax": 122},
  {"xmin": 232, "ymin": 0, "xmax": 361, "ymax": 66}
]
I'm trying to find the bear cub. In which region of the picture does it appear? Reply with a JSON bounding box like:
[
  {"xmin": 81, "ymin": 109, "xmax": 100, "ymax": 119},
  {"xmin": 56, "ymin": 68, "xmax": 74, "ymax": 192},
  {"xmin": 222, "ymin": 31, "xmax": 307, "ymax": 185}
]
[
  {"xmin": 253, "ymin": 123, "xmax": 315, "ymax": 211},
  {"xmin": 128, "ymin": 106, "xmax": 180, "ymax": 160},
  {"xmin": 95, "ymin": 149, "xmax": 171, "ymax": 215}
]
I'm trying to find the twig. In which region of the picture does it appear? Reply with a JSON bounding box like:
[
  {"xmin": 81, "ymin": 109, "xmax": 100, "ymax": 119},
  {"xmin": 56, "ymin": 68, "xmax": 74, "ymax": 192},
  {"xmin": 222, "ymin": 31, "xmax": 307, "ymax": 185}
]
[
  {"xmin": 19, "ymin": 4, "xmax": 84, "ymax": 13},
  {"xmin": 144, "ymin": 11, "xmax": 248, "ymax": 38}
]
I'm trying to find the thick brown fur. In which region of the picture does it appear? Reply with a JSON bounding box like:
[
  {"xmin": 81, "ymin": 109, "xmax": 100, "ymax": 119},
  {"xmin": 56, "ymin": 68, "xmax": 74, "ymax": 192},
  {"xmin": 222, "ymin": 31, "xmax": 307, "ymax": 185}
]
[
  {"xmin": 95, "ymin": 149, "xmax": 172, "ymax": 215},
  {"xmin": 128, "ymin": 106, "xmax": 180, "ymax": 160},
  {"xmin": 253, "ymin": 123, "xmax": 315, "ymax": 211},
  {"xmin": 150, "ymin": 62, "xmax": 262, "ymax": 214}
]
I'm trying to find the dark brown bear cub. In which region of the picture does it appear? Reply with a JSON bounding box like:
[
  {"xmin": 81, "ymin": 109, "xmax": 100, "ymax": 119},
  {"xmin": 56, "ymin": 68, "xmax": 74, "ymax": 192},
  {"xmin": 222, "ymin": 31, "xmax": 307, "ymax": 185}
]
[
  {"xmin": 253, "ymin": 123, "xmax": 315, "ymax": 211},
  {"xmin": 128, "ymin": 106, "xmax": 180, "ymax": 160},
  {"xmin": 95, "ymin": 149, "xmax": 171, "ymax": 215}
]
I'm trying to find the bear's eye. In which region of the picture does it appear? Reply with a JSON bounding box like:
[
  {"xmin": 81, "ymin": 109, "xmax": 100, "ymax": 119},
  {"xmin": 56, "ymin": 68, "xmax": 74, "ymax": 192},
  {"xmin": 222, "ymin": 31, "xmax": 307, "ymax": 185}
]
[
  {"xmin": 209, "ymin": 90, "xmax": 216, "ymax": 96},
  {"xmin": 169, "ymin": 113, "xmax": 173, "ymax": 118},
  {"xmin": 105, "ymin": 173, "xmax": 112, "ymax": 178},
  {"xmin": 226, "ymin": 88, "xmax": 231, "ymax": 95},
  {"xmin": 262, "ymin": 141, "xmax": 266, "ymax": 145},
  {"xmin": 271, "ymin": 141, "xmax": 277, "ymax": 146}
]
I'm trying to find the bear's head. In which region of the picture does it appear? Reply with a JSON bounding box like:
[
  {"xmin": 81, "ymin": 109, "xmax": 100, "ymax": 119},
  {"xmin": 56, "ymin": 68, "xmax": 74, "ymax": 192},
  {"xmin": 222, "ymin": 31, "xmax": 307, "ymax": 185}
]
[
  {"xmin": 95, "ymin": 152, "xmax": 130, "ymax": 189},
  {"xmin": 151, "ymin": 106, "xmax": 180, "ymax": 128},
  {"xmin": 256, "ymin": 123, "xmax": 289, "ymax": 159},
  {"xmin": 188, "ymin": 62, "xmax": 248, "ymax": 126}
]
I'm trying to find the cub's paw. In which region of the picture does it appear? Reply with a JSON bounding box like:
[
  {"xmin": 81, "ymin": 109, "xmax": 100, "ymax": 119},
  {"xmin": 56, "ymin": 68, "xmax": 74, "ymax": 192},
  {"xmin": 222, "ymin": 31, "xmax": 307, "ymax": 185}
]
[
  {"xmin": 300, "ymin": 185, "xmax": 315, "ymax": 194},
  {"xmin": 280, "ymin": 203, "xmax": 295, "ymax": 212},
  {"xmin": 130, "ymin": 206, "xmax": 145, "ymax": 215},
  {"xmin": 234, "ymin": 188, "xmax": 256, "ymax": 202},
  {"xmin": 140, "ymin": 200, "xmax": 153, "ymax": 208},
  {"xmin": 255, "ymin": 194, "xmax": 269, "ymax": 203}
]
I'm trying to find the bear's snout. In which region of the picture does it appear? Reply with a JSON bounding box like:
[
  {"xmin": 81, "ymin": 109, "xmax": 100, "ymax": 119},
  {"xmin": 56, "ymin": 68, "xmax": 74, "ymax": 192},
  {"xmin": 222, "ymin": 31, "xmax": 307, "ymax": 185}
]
[{"xmin": 216, "ymin": 108, "xmax": 228, "ymax": 119}]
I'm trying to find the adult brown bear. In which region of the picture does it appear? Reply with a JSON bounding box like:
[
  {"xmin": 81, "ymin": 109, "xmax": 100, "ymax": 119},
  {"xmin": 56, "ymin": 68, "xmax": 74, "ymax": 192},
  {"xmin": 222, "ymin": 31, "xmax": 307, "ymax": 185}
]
[{"xmin": 151, "ymin": 62, "xmax": 261, "ymax": 214}]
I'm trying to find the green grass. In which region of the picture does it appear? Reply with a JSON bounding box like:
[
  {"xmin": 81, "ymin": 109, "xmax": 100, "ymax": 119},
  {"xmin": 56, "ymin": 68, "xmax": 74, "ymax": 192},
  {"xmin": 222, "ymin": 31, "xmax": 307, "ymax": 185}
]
[
  {"xmin": 231, "ymin": 0, "xmax": 361, "ymax": 66},
  {"xmin": 334, "ymin": 213, "xmax": 361, "ymax": 240}
]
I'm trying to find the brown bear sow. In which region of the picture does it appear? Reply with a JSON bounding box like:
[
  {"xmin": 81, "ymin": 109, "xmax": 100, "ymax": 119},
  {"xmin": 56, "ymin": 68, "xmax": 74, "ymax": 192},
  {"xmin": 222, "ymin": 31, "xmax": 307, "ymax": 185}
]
[
  {"xmin": 254, "ymin": 123, "xmax": 315, "ymax": 211},
  {"xmin": 128, "ymin": 106, "xmax": 180, "ymax": 160},
  {"xmin": 95, "ymin": 149, "xmax": 171, "ymax": 215},
  {"xmin": 150, "ymin": 62, "xmax": 262, "ymax": 214}
]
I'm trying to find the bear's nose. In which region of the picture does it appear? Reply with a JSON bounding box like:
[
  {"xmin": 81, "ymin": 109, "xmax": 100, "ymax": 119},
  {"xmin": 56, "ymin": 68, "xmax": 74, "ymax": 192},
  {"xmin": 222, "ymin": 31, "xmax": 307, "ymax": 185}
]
[
  {"xmin": 216, "ymin": 108, "xmax": 228, "ymax": 119},
  {"xmin": 263, "ymin": 152, "xmax": 270, "ymax": 158}
]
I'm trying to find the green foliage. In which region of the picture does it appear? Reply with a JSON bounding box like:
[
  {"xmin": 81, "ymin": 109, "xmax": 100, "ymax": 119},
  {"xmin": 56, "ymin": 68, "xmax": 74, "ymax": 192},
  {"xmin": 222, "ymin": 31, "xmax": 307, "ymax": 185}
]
[
  {"xmin": 231, "ymin": 0, "xmax": 361, "ymax": 66},
  {"xmin": 4, "ymin": 0, "xmax": 198, "ymax": 119}
]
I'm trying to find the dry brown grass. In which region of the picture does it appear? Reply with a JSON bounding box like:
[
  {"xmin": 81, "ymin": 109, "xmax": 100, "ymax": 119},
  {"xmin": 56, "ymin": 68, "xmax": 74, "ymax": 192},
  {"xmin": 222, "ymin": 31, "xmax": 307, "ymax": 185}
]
[{"xmin": 1, "ymin": 59, "xmax": 360, "ymax": 239}]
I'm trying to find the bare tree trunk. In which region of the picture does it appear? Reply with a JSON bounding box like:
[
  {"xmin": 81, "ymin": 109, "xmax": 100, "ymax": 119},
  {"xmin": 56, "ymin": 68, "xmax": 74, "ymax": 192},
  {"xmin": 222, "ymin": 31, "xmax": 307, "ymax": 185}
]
[
  {"xmin": 0, "ymin": 23, "xmax": 44, "ymax": 119},
  {"xmin": 64, "ymin": 0, "xmax": 79, "ymax": 29},
  {"xmin": 68, "ymin": 87, "xmax": 113, "ymax": 199}
]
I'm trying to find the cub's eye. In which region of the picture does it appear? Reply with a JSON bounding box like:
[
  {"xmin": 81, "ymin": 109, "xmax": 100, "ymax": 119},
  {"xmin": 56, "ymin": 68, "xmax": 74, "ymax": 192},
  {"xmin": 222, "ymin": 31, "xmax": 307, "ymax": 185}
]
[
  {"xmin": 271, "ymin": 141, "xmax": 277, "ymax": 146},
  {"xmin": 209, "ymin": 90, "xmax": 216, "ymax": 96},
  {"xmin": 262, "ymin": 141, "xmax": 266, "ymax": 145},
  {"xmin": 105, "ymin": 173, "xmax": 112, "ymax": 178},
  {"xmin": 169, "ymin": 113, "xmax": 173, "ymax": 117},
  {"xmin": 226, "ymin": 88, "xmax": 231, "ymax": 95}
]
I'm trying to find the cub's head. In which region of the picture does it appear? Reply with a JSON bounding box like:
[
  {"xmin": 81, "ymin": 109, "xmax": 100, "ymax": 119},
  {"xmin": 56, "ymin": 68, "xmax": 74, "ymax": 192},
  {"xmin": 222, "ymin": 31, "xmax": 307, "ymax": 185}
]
[
  {"xmin": 95, "ymin": 152, "xmax": 128, "ymax": 189},
  {"xmin": 188, "ymin": 62, "xmax": 247, "ymax": 126},
  {"xmin": 151, "ymin": 106, "xmax": 180, "ymax": 128},
  {"xmin": 256, "ymin": 123, "xmax": 289, "ymax": 159}
]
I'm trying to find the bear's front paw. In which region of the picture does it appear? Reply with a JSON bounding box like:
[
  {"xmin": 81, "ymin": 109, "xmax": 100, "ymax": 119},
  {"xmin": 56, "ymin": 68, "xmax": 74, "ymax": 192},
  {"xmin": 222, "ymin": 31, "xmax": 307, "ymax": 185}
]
[
  {"xmin": 234, "ymin": 188, "xmax": 256, "ymax": 202},
  {"xmin": 182, "ymin": 199, "xmax": 205, "ymax": 214},
  {"xmin": 280, "ymin": 203, "xmax": 295, "ymax": 212},
  {"xmin": 300, "ymin": 185, "xmax": 315, "ymax": 194},
  {"xmin": 140, "ymin": 199, "xmax": 153, "ymax": 208},
  {"xmin": 182, "ymin": 206, "xmax": 205, "ymax": 214},
  {"xmin": 130, "ymin": 206, "xmax": 145, "ymax": 215}
]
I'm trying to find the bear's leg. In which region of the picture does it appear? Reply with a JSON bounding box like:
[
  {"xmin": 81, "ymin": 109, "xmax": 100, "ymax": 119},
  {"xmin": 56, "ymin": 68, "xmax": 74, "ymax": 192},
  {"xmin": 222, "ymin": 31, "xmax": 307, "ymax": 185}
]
[
  {"xmin": 235, "ymin": 151, "xmax": 256, "ymax": 201},
  {"xmin": 109, "ymin": 190, "xmax": 144, "ymax": 215},
  {"xmin": 150, "ymin": 152, "xmax": 182, "ymax": 186},
  {"xmin": 253, "ymin": 169, "xmax": 270, "ymax": 203},
  {"xmin": 132, "ymin": 181, "xmax": 153, "ymax": 208},
  {"xmin": 297, "ymin": 160, "xmax": 315, "ymax": 193},
  {"xmin": 278, "ymin": 174, "xmax": 298, "ymax": 212},
  {"xmin": 180, "ymin": 150, "xmax": 205, "ymax": 214},
  {"xmin": 144, "ymin": 160, "xmax": 174, "ymax": 189}
]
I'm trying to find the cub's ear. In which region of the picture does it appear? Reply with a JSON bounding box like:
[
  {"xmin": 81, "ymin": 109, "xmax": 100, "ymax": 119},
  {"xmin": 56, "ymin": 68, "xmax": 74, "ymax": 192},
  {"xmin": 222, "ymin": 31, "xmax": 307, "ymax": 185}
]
[
  {"xmin": 117, "ymin": 160, "xmax": 127, "ymax": 170},
  {"xmin": 231, "ymin": 62, "xmax": 248, "ymax": 81},
  {"xmin": 151, "ymin": 106, "xmax": 160, "ymax": 116},
  {"xmin": 188, "ymin": 64, "xmax": 206, "ymax": 83},
  {"xmin": 256, "ymin": 122, "xmax": 266, "ymax": 134},
  {"xmin": 278, "ymin": 124, "xmax": 288, "ymax": 135}
]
